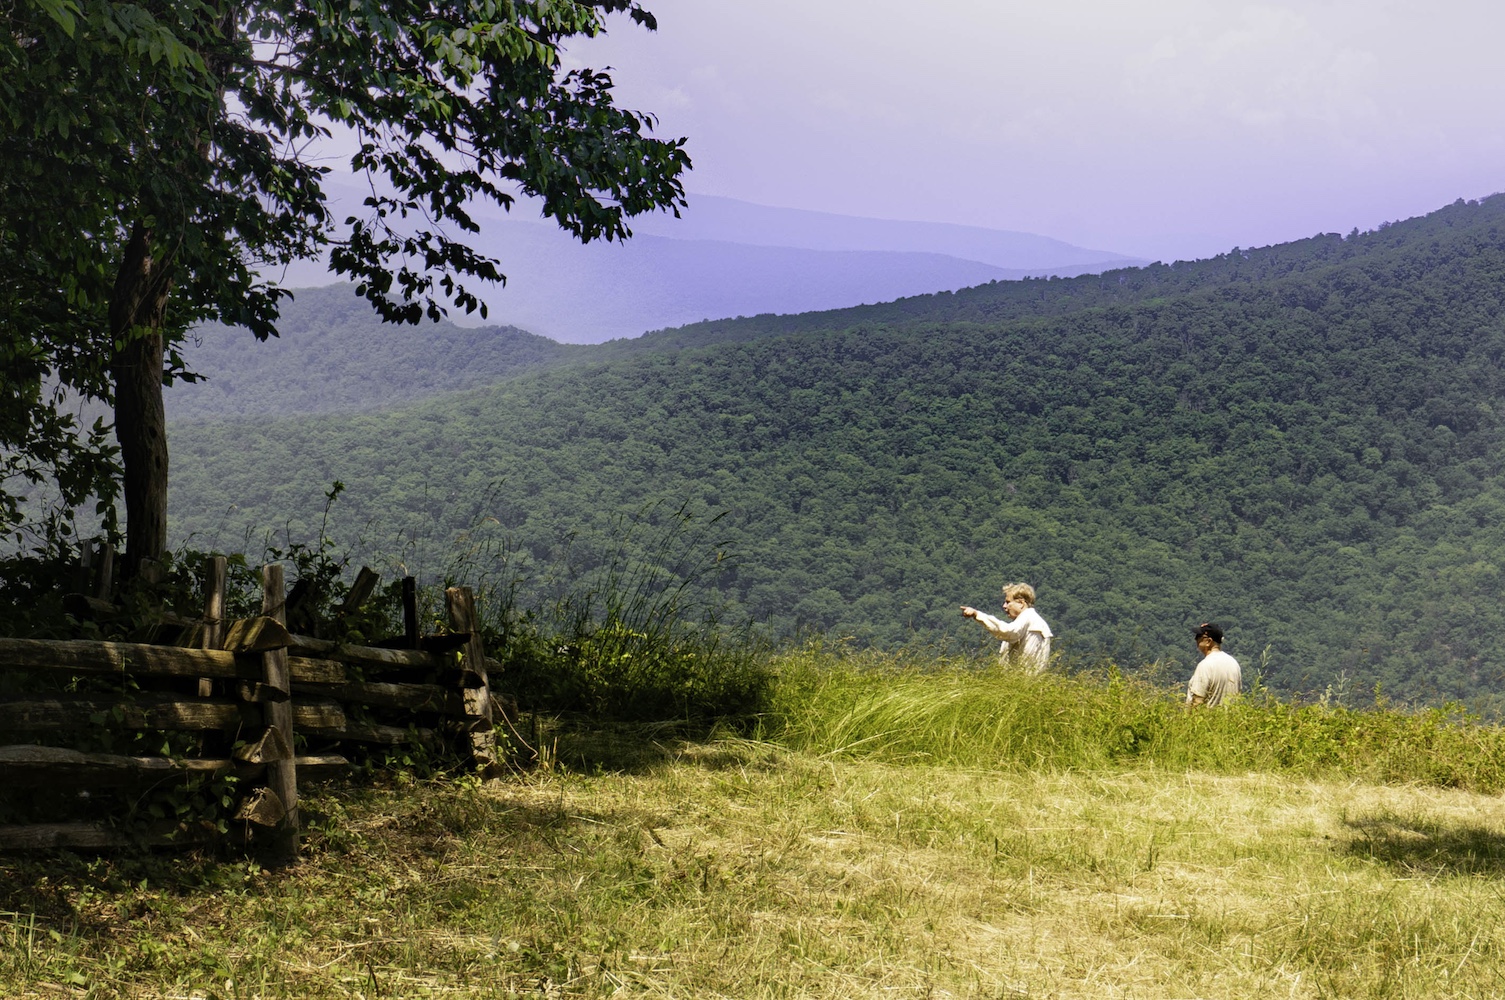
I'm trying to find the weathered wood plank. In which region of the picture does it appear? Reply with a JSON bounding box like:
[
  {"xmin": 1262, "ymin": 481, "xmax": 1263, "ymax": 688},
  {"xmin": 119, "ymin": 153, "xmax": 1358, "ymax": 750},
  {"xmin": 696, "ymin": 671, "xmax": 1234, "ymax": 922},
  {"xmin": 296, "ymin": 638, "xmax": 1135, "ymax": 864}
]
[
  {"xmin": 286, "ymin": 636, "xmax": 450, "ymax": 671},
  {"xmin": 195, "ymin": 555, "xmax": 228, "ymax": 697},
  {"xmin": 0, "ymin": 823, "xmax": 134, "ymax": 850},
  {"xmin": 234, "ymin": 726, "xmax": 293, "ymax": 764},
  {"xmin": 203, "ymin": 556, "xmax": 227, "ymax": 650},
  {"xmin": 234, "ymin": 786, "xmax": 286, "ymax": 826},
  {"xmin": 224, "ymin": 616, "xmax": 294, "ymax": 654},
  {"xmin": 0, "ymin": 637, "xmax": 253, "ymax": 680},
  {"xmin": 287, "ymin": 656, "xmax": 348, "ymax": 684},
  {"xmin": 403, "ymin": 576, "xmax": 419, "ymax": 648},
  {"xmin": 0, "ymin": 745, "xmax": 233, "ymax": 784},
  {"xmin": 340, "ymin": 567, "xmax": 381, "ymax": 616},
  {"xmin": 0, "ymin": 694, "xmax": 244, "ymax": 733},
  {"xmin": 95, "ymin": 542, "xmax": 115, "ymax": 599},
  {"xmin": 291, "ymin": 680, "xmax": 465, "ymax": 715},
  {"xmin": 234, "ymin": 680, "xmax": 289, "ymax": 704},
  {"xmin": 0, "ymin": 635, "xmax": 469, "ymax": 683},
  {"xmin": 0, "ymin": 635, "xmax": 397, "ymax": 683},
  {"xmin": 0, "ymin": 746, "xmax": 349, "ymax": 786},
  {"xmin": 316, "ymin": 719, "xmax": 438, "ymax": 745},
  {"xmin": 0, "ymin": 820, "xmax": 213, "ymax": 851},
  {"xmin": 264, "ymin": 754, "xmax": 349, "ymax": 780},
  {"xmin": 0, "ymin": 694, "xmax": 386, "ymax": 740},
  {"xmin": 290, "ymin": 698, "xmax": 344, "ymax": 732}
]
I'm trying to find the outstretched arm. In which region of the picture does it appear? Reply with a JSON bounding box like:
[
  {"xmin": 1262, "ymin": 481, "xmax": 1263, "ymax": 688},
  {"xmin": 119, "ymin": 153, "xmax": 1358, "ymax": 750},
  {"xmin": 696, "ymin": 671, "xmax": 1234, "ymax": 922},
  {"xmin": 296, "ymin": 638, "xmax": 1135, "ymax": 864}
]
[{"xmin": 961, "ymin": 606, "xmax": 1023, "ymax": 640}]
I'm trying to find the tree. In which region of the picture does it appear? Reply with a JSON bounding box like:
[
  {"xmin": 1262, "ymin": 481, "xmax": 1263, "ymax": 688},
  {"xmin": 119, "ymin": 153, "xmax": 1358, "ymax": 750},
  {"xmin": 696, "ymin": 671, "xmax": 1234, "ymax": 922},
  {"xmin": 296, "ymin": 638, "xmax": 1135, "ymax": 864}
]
[{"xmin": 0, "ymin": 0, "xmax": 689, "ymax": 570}]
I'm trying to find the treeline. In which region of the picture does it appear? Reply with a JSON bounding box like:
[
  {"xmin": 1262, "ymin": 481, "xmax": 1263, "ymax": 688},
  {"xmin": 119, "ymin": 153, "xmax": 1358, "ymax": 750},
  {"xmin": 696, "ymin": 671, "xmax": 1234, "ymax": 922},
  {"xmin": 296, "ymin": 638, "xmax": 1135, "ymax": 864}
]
[{"xmin": 167, "ymin": 195, "xmax": 1505, "ymax": 711}]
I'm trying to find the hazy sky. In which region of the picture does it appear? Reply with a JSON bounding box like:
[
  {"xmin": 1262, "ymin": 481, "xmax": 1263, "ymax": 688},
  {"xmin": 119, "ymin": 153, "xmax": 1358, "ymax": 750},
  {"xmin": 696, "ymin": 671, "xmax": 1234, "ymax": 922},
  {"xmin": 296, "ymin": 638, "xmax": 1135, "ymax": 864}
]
[{"xmin": 564, "ymin": 1, "xmax": 1505, "ymax": 262}]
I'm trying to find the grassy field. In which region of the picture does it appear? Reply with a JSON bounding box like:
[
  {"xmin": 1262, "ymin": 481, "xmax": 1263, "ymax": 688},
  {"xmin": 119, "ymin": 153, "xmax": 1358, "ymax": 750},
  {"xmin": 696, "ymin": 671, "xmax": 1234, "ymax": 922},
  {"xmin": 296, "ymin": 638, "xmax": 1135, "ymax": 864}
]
[{"xmin": 6, "ymin": 656, "xmax": 1505, "ymax": 998}]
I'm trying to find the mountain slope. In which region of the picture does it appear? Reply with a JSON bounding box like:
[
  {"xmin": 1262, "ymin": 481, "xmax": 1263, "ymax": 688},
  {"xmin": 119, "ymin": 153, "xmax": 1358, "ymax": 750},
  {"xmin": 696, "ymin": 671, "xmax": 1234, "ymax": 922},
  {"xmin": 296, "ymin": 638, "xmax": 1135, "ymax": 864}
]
[
  {"xmin": 169, "ymin": 285, "xmax": 582, "ymax": 420},
  {"xmin": 168, "ymin": 195, "xmax": 1505, "ymax": 710},
  {"xmin": 178, "ymin": 200, "xmax": 1486, "ymax": 418}
]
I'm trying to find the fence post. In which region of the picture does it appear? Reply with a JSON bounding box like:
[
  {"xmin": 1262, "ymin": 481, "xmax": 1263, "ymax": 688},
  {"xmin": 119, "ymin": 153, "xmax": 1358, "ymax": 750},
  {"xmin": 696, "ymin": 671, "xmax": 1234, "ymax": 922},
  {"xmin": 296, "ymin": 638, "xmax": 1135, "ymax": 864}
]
[
  {"xmin": 446, "ymin": 586, "xmax": 498, "ymax": 775},
  {"xmin": 260, "ymin": 563, "xmax": 300, "ymax": 864},
  {"xmin": 403, "ymin": 576, "xmax": 419, "ymax": 649},
  {"xmin": 94, "ymin": 542, "xmax": 115, "ymax": 600},
  {"xmin": 197, "ymin": 556, "xmax": 227, "ymax": 697}
]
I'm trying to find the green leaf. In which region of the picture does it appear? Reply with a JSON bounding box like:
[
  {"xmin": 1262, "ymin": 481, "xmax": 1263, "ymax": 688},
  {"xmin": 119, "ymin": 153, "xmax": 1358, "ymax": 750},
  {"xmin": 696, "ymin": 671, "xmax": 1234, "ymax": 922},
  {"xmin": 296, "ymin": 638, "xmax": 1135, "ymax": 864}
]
[{"xmin": 35, "ymin": 0, "xmax": 78, "ymax": 35}]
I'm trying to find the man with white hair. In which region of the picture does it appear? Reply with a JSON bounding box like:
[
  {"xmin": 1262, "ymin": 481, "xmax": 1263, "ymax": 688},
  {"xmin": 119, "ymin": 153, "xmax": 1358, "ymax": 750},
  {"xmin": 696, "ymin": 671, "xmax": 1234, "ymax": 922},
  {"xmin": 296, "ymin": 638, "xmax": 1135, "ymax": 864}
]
[{"xmin": 960, "ymin": 582, "xmax": 1053, "ymax": 673}]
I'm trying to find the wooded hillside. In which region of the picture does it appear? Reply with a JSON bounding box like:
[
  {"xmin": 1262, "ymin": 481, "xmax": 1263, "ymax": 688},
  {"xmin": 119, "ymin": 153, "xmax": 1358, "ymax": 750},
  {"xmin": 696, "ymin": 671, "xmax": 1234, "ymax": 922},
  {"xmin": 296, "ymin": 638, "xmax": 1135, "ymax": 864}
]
[
  {"xmin": 169, "ymin": 287, "xmax": 581, "ymax": 420},
  {"xmin": 168, "ymin": 195, "xmax": 1505, "ymax": 710}
]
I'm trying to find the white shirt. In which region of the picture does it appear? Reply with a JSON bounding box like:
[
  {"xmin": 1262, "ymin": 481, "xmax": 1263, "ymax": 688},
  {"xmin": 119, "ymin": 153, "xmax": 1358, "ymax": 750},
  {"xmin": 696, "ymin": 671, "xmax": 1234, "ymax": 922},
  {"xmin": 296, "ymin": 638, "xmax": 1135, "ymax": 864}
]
[
  {"xmin": 1188, "ymin": 649, "xmax": 1241, "ymax": 707},
  {"xmin": 970, "ymin": 606, "xmax": 1053, "ymax": 673}
]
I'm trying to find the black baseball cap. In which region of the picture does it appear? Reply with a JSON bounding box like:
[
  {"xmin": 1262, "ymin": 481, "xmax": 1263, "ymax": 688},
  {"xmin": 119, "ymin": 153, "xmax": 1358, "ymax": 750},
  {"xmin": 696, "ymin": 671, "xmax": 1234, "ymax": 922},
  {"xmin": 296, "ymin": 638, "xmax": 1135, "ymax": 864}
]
[{"xmin": 1192, "ymin": 622, "xmax": 1223, "ymax": 644}]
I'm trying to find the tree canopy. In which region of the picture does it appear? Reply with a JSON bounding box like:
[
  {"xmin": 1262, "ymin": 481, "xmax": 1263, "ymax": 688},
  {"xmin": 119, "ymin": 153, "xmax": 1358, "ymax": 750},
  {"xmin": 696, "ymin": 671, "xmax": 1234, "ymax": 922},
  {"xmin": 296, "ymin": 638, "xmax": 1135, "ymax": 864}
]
[{"xmin": 0, "ymin": 0, "xmax": 689, "ymax": 564}]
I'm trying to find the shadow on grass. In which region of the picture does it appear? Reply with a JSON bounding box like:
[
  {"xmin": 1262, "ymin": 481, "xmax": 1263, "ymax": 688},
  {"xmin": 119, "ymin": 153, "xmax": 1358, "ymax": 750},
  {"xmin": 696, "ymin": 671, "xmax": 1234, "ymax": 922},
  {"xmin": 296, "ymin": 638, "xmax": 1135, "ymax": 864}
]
[
  {"xmin": 0, "ymin": 721, "xmax": 775, "ymax": 939},
  {"xmin": 1342, "ymin": 811, "xmax": 1505, "ymax": 876},
  {"xmin": 0, "ymin": 847, "xmax": 248, "ymax": 933}
]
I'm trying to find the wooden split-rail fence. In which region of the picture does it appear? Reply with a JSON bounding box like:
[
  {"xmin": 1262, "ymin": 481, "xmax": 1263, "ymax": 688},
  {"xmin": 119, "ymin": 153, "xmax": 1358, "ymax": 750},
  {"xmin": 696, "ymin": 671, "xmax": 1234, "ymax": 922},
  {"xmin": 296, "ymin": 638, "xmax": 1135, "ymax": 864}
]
[{"xmin": 0, "ymin": 555, "xmax": 506, "ymax": 863}]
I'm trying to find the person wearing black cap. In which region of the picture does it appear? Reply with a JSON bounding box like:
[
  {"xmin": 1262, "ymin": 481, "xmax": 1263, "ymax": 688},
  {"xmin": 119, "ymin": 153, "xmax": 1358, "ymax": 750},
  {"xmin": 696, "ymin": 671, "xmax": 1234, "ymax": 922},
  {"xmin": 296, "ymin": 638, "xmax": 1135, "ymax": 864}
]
[{"xmin": 1186, "ymin": 622, "xmax": 1240, "ymax": 709}]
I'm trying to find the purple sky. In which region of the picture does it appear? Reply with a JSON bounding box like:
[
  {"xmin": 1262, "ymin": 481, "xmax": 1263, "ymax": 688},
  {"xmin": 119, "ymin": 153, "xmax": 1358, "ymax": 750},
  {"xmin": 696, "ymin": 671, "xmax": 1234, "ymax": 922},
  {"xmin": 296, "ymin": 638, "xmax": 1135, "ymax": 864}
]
[{"xmin": 565, "ymin": 1, "xmax": 1505, "ymax": 263}]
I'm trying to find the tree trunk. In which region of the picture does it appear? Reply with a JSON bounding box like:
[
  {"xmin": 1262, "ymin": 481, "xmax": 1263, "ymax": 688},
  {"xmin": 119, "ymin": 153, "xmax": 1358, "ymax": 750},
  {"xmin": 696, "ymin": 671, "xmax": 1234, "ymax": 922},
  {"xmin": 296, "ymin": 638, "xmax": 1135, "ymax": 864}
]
[{"xmin": 109, "ymin": 223, "xmax": 174, "ymax": 573}]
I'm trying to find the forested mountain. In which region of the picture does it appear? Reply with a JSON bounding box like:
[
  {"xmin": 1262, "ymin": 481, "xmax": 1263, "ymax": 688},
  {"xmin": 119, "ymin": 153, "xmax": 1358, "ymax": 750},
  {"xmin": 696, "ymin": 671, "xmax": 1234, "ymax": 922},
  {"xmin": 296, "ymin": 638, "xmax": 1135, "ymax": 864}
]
[
  {"xmin": 168, "ymin": 195, "xmax": 1505, "ymax": 711},
  {"xmin": 169, "ymin": 286, "xmax": 581, "ymax": 419}
]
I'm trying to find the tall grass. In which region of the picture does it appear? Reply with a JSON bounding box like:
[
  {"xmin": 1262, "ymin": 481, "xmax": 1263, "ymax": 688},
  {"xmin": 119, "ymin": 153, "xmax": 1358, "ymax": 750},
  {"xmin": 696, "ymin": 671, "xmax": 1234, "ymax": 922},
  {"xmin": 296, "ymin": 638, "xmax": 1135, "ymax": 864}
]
[
  {"xmin": 470, "ymin": 501, "xmax": 771, "ymax": 721},
  {"xmin": 763, "ymin": 646, "xmax": 1505, "ymax": 792}
]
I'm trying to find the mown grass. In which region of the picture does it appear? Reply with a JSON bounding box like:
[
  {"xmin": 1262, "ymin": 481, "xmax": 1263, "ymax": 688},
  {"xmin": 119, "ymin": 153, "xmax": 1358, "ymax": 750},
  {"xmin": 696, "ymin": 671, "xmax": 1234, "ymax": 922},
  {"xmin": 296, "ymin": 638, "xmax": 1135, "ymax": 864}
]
[{"xmin": 6, "ymin": 653, "xmax": 1505, "ymax": 998}]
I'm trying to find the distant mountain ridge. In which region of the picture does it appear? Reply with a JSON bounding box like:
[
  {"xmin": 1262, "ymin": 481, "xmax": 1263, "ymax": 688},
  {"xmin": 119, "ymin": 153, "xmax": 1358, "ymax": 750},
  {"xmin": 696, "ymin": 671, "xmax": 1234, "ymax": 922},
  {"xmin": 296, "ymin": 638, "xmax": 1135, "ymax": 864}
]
[
  {"xmin": 177, "ymin": 197, "xmax": 1476, "ymax": 420},
  {"xmin": 174, "ymin": 196, "xmax": 1149, "ymax": 415},
  {"xmin": 455, "ymin": 194, "xmax": 1143, "ymax": 341},
  {"xmin": 623, "ymin": 194, "xmax": 1140, "ymax": 270},
  {"xmin": 269, "ymin": 180, "xmax": 1144, "ymax": 343}
]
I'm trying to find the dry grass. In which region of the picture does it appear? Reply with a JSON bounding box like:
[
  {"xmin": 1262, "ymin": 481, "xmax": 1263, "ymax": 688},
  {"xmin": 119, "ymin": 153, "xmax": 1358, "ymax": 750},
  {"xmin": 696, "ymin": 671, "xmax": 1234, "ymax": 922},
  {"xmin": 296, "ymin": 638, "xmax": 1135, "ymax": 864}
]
[{"xmin": 6, "ymin": 733, "xmax": 1505, "ymax": 999}]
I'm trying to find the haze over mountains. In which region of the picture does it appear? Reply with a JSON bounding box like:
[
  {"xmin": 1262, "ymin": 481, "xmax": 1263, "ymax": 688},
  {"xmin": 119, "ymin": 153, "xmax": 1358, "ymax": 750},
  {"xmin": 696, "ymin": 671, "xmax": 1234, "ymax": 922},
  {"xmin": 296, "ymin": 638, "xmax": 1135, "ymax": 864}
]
[
  {"xmin": 265, "ymin": 189, "xmax": 1143, "ymax": 344},
  {"xmin": 179, "ymin": 196, "xmax": 1142, "ymax": 416},
  {"xmin": 171, "ymin": 195, "xmax": 1505, "ymax": 712},
  {"xmin": 621, "ymin": 196, "xmax": 1138, "ymax": 270}
]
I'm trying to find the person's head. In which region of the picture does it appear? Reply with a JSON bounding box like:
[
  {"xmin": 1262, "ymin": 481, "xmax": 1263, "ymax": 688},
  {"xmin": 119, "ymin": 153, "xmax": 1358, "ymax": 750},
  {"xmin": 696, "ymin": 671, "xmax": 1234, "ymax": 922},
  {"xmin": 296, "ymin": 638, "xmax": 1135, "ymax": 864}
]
[
  {"xmin": 1192, "ymin": 621, "xmax": 1223, "ymax": 654},
  {"xmin": 1002, "ymin": 583, "xmax": 1036, "ymax": 618}
]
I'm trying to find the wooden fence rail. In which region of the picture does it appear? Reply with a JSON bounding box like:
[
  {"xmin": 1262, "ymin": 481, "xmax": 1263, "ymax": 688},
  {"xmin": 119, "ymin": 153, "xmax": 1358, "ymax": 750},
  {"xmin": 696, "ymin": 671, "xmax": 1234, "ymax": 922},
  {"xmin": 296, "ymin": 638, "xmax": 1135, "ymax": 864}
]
[{"xmin": 0, "ymin": 558, "xmax": 504, "ymax": 861}]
